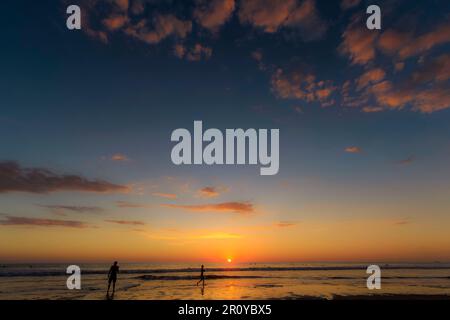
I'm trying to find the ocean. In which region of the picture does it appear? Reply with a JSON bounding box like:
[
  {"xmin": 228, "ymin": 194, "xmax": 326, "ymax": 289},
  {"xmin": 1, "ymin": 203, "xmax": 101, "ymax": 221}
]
[{"xmin": 1, "ymin": 262, "xmax": 450, "ymax": 299}]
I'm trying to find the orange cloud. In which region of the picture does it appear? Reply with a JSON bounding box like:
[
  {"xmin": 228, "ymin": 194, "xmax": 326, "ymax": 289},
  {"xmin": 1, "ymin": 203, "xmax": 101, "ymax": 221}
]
[
  {"xmin": 102, "ymin": 15, "xmax": 128, "ymax": 31},
  {"xmin": 194, "ymin": 0, "xmax": 235, "ymax": 31},
  {"xmin": 397, "ymin": 24, "xmax": 450, "ymax": 59},
  {"xmin": 114, "ymin": 0, "xmax": 129, "ymax": 12},
  {"xmin": 0, "ymin": 161, "xmax": 129, "ymax": 194},
  {"xmin": 198, "ymin": 186, "xmax": 229, "ymax": 198},
  {"xmin": 345, "ymin": 146, "xmax": 361, "ymax": 153},
  {"xmin": 152, "ymin": 192, "xmax": 177, "ymax": 199},
  {"xmin": 339, "ymin": 15, "xmax": 378, "ymax": 65},
  {"xmin": 411, "ymin": 54, "xmax": 450, "ymax": 84},
  {"xmin": 174, "ymin": 43, "xmax": 212, "ymax": 61},
  {"xmin": 271, "ymin": 68, "xmax": 335, "ymax": 106},
  {"xmin": 111, "ymin": 153, "xmax": 129, "ymax": 161},
  {"xmin": 125, "ymin": 14, "xmax": 192, "ymax": 44},
  {"xmin": 356, "ymin": 68, "xmax": 386, "ymax": 90},
  {"xmin": 239, "ymin": 0, "xmax": 326, "ymax": 40},
  {"xmin": 340, "ymin": 0, "xmax": 360, "ymax": 10},
  {"xmin": 162, "ymin": 201, "xmax": 253, "ymax": 214},
  {"xmin": 378, "ymin": 24, "xmax": 450, "ymax": 60},
  {"xmin": 198, "ymin": 186, "xmax": 220, "ymax": 198}
]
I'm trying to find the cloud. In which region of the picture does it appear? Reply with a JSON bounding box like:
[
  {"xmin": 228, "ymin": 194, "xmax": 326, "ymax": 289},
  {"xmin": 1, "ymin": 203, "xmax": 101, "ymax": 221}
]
[
  {"xmin": 174, "ymin": 43, "xmax": 212, "ymax": 61},
  {"xmin": 111, "ymin": 153, "xmax": 130, "ymax": 161},
  {"xmin": 105, "ymin": 219, "xmax": 145, "ymax": 225},
  {"xmin": 345, "ymin": 146, "xmax": 361, "ymax": 153},
  {"xmin": 152, "ymin": 192, "xmax": 177, "ymax": 199},
  {"xmin": 114, "ymin": 0, "xmax": 129, "ymax": 12},
  {"xmin": 238, "ymin": 0, "xmax": 326, "ymax": 40},
  {"xmin": 341, "ymin": 18, "xmax": 450, "ymax": 66},
  {"xmin": 115, "ymin": 201, "xmax": 149, "ymax": 208},
  {"xmin": 125, "ymin": 14, "xmax": 192, "ymax": 44},
  {"xmin": 393, "ymin": 218, "xmax": 410, "ymax": 226},
  {"xmin": 194, "ymin": 0, "xmax": 235, "ymax": 32},
  {"xmin": 271, "ymin": 68, "xmax": 336, "ymax": 107},
  {"xmin": 39, "ymin": 205, "xmax": 104, "ymax": 215},
  {"xmin": 398, "ymin": 156, "xmax": 414, "ymax": 165},
  {"xmin": 130, "ymin": 0, "xmax": 145, "ymax": 15},
  {"xmin": 340, "ymin": 0, "xmax": 360, "ymax": 10},
  {"xmin": 0, "ymin": 215, "xmax": 88, "ymax": 228},
  {"xmin": 362, "ymin": 106, "xmax": 384, "ymax": 113},
  {"xmin": 339, "ymin": 15, "xmax": 378, "ymax": 65},
  {"xmin": 378, "ymin": 23, "xmax": 450, "ymax": 60},
  {"xmin": 162, "ymin": 201, "xmax": 253, "ymax": 214},
  {"xmin": 103, "ymin": 14, "xmax": 128, "ymax": 31},
  {"xmin": 198, "ymin": 186, "xmax": 220, "ymax": 198},
  {"xmin": 198, "ymin": 186, "xmax": 229, "ymax": 198},
  {"xmin": 356, "ymin": 68, "xmax": 386, "ymax": 90},
  {"xmin": 367, "ymin": 74, "xmax": 450, "ymax": 114},
  {"xmin": 0, "ymin": 161, "xmax": 129, "ymax": 194},
  {"xmin": 274, "ymin": 221, "xmax": 298, "ymax": 228},
  {"xmin": 411, "ymin": 53, "xmax": 450, "ymax": 84},
  {"xmin": 394, "ymin": 62, "xmax": 405, "ymax": 72}
]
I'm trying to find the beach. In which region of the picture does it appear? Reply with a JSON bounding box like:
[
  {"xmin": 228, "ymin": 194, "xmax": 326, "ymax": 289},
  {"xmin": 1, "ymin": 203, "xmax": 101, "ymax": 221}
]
[{"xmin": 1, "ymin": 262, "xmax": 450, "ymax": 300}]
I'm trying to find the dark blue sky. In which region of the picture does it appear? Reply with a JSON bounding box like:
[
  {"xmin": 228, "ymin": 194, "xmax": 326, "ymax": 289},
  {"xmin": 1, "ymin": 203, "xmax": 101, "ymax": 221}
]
[{"xmin": 0, "ymin": 0, "xmax": 450, "ymax": 262}]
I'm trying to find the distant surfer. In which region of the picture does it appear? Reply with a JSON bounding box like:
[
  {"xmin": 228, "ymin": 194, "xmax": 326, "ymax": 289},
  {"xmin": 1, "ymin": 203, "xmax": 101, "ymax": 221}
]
[
  {"xmin": 196, "ymin": 264, "xmax": 205, "ymax": 287},
  {"xmin": 107, "ymin": 261, "xmax": 119, "ymax": 296}
]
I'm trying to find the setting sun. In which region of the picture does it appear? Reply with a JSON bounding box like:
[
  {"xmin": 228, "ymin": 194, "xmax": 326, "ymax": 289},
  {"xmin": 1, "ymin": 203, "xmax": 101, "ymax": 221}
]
[{"xmin": 227, "ymin": 258, "xmax": 232, "ymax": 263}]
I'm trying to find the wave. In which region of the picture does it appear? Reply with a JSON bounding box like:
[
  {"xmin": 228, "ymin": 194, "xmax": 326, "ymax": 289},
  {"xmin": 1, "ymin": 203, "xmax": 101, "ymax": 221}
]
[{"xmin": 1, "ymin": 264, "xmax": 450, "ymax": 278}]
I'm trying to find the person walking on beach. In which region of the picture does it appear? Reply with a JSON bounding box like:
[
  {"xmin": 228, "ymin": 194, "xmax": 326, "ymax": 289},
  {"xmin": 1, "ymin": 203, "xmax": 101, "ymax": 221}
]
[
  {"xmin": 107, "ymin": 261, "xmax": 119, "ymax": 296},
  {"xmin": 196, "ymin": 264, "xmax": 205, "ymax": 287}
]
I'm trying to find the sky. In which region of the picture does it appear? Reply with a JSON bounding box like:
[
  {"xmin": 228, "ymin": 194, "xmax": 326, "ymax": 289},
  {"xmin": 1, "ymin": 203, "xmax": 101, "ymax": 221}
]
[{"xmin": 0, "ymin": 0, "xmax": 450, "ymax": 263}]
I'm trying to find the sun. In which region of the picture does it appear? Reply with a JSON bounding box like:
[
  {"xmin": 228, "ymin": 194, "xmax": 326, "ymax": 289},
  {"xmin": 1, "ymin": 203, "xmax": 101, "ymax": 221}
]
[{"xmin": 227, "ymin": 258, "xmax": 232, "ymax": 263}]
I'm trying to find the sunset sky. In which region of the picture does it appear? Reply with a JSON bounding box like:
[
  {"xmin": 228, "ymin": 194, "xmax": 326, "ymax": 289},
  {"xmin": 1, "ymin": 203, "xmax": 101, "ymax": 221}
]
[{"xmin": 1, "ymin": 0, "xmax": 450, "ymax": 263}]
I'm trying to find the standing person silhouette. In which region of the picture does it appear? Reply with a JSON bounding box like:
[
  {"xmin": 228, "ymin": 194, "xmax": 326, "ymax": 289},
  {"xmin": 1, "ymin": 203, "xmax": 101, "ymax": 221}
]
[
  {"xmin": 107, "ymin": 261, "xmax": 119, "ymax": 297},
  {"xmin": 196, "ymin": 264, "xmax": 205, "ymax": 287}
]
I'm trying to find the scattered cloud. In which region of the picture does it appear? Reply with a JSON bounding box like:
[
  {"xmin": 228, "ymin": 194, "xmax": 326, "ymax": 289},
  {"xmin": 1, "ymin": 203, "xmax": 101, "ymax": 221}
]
[
  {"xmin": 239, "ymin": 0, "xmax": 327, "ymax": 40},
  {"xmin": 194, "ymin": 0, "xmax": 235, "ymax": 32},
  {"xmin": 398, "ymin": 156, "xmax": 414, "ymax": 165},
  {"xmin": 152, "ymin": 192, "xmax": 178, "ymax": 199},
  {"xmin": 393, "ymin": 218, "xmax": 411, "ymax": 226},
  {"xmin": 115, "ymin": 201, "xmax": 149, "ymax": 208},
  {"xmin": 340, "ymin": 0, "xmax": 360, "ymax": 10},
  {"xmin": 378, "ymin": 23, "xmax": 450, "ymax": 60},
  {"xmin": 339, "ymin": 15, "xmax": 378, "ymax": 65},
  {"xmin": 271, "ymin": 68, "xmax": 336, "ymax": 107},
  {"xmin": 345, "ymin": 146, "xmax": 362, "ymax": 153},
  {"xmin": 0, "ymin": 215, "xmax": 88, "ymax": 228},
  {"xmin": 197, "ymin": 186, "xmax": 228, "ymax": 198},
  {"xmin": 39, "ymin": 205, "xmax": 104, "ymax": 215},
  {"xmin": 0, "ymin": 161, "xmax": 129, "ymax": 194},
  {"xmin": 198, "ymin": 186, "xmax": 220, "ymax": 198},
  {"xmin": 103, "ymin": 14, "xmax": 128, "ymax": 31},
  {"xmin": 274, "ymin": 221, "xmax": 298, "ymax": 228},
  {"xmin": 174, "ymin": 43, "xmax": 212, "ymax": 61},
  {"xmin": 125, "ymin": 14, "xmax": 192, "ymax": 44},
  {"xmin": 111, "ymin": 153, "xmax": 130, "ymax": 161},
  {"xmin": 162, "ymin": 201, "xmax": 254, "ymax": 214},
  {"xmin": 356, "ymin": 68, "xmax": 386, "ymax": 90},
  {"xmin": 105, "ymin": 219, "xmax": 145, "ymax": 225}
]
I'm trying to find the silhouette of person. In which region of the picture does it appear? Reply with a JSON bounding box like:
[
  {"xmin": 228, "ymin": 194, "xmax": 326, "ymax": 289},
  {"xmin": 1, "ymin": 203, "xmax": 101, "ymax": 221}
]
[
  {"xmin": 196, "ymin": 264, "xmax": 205, "ymax": 287},
  {"xmin": 107, "ymin": 261, "xmax": 119, "ymax": 296}
]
